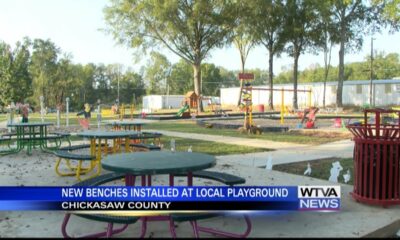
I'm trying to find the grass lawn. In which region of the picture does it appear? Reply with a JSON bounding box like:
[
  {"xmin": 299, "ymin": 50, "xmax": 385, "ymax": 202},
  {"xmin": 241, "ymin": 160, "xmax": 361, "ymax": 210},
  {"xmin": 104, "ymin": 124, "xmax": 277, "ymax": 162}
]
[
  {"xmin": 272, "ymin": 157, "xmax": 353, "ymax": 185},
  {"xmin": 68, "ymin": 135, "xmax": 270, "ymax": 156},
  {"xmin": 0, "ymin": 113, "xmax": 117, "ymax": 125},
  {"xmin": 0, "ymin": 114, "xmax": 7, "ymax": 122},
  {"xmin": 160, "ymin": 136, "xmax": 270, "ymax": 156},
  {"xmin": 148, "ymin": 121, "xmax": 349, "ymax": 145}
]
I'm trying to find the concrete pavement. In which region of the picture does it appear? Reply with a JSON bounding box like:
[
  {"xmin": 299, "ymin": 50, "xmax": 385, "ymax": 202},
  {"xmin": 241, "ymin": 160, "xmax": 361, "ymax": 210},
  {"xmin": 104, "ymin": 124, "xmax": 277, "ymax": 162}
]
[
  {"xmin": 1, "ymin": 126, "xmax": 398, "ymax": 238},
  {"xmin": 0, "ymin": 152, "xmax": 398, "ymax": 238},
  {"xmin": 217, "ymin": 139, "xmax": 354, "ymax": 167},
  {"xmin": 148, "ymin": 129, "xmax": 354, "ymax": 167}
]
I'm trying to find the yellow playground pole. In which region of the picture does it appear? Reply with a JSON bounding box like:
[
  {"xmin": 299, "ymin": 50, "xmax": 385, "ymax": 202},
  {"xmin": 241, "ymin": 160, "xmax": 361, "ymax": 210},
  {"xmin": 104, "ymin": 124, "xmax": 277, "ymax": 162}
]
[
  {"xmin": 308, "ymin": 88, "xmax": 312, "ymax": 107},
  {"xmin": 130, "ymin": 104, "xmax": 134, "ymax": 120},
  {"xmin": 280, "ymin": 88, "xmax": 284, "ymax": 125},
  {"xmin": 120, "ymin": 104, "xmax": 125, "ymax": 121}
]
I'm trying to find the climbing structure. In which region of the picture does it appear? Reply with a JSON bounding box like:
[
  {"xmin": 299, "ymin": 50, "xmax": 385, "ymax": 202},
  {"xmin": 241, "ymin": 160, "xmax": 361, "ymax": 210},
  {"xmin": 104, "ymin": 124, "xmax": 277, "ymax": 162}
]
[{"xmin": 239, "ymin": 73, "xmax": 254, "ymax": 130}]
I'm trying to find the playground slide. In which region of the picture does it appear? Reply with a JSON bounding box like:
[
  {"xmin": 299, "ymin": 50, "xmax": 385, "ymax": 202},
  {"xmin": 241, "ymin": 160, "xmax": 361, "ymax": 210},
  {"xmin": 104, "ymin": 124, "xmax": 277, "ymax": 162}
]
[{"xmin": 176, "ymin": 105, "xmax": 189, "ymax": 117}]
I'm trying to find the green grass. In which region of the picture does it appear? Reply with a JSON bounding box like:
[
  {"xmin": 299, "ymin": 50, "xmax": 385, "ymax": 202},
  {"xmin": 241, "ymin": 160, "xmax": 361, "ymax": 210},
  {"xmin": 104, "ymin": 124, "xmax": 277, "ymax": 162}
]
[
  {"xmin": 0, "ymin": 114, "xmax": 7, "ymax": 122},
  {"xmin": 0, "ymin": 112, "xmax": 117, "ymax": 125},
  {"xmin": 148, "ymin": 121, "xmax": 348, "ymax": 145},
  {"xmin": 272, "ymin": 157, "xmax": 353, "ymax": 185},
  {"xmin": 68, "ymin": 135, "xmax": 270, "ymax": 156},
  {"xmin": 160, "ymin": 136, "xmax": 270, "ymax": 156}
]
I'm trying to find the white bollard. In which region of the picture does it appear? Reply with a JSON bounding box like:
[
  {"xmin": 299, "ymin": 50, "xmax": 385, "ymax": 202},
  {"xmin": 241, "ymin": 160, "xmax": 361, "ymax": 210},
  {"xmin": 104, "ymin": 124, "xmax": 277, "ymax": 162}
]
[
  {"xmin": 66, "ymin": 97, "xmax": 70, "ymax": 127},
  {"xmin": 56, "ymin": 109, "xmax": 60, "ymax": 128},
  {"xmin": 40, "ymin": 96, "xmax": 45, "ymax": 123}
]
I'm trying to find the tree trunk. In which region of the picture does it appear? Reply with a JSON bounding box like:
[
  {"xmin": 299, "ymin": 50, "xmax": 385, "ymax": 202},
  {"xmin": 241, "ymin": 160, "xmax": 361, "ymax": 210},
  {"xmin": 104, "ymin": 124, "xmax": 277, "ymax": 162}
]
[
  {"xmin": 337, "ymin": 37, "xmax": 345, "ymax": 108},
  {"xmin": 268, "ymin": 48, "xmax": 274, "ymax": 110},
  {"xmin": 323, "ymin": 77, "xmax": 327, "ymax": 108},
  {"xmin": 193, "ymin": 63, "xmax": 203, "ymax": 112},
  {"xmin": 323, "ymin": 44, "xmax": 331, "ymax": 108},
  {"xmin": 237, "ymin": 59, "xmax": 245, "ymax": 106},
  {"xmin": 293, "ymin": 52, "xmax": 299, "ymax": 110}
]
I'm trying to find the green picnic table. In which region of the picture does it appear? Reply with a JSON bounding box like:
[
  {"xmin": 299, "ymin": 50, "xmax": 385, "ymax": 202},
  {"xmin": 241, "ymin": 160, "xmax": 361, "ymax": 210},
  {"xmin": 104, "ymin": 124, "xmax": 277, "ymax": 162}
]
[
  {"xmin": 5, "ymin": 122, "xmax": 55, "ymax": 155},
  {"xmin": 105, "ymin": 120, "xmax": 146, "ymax": 131},
  {"xmin": 101, "ymin": 151, "xmax": 216, "ymax": 236}
]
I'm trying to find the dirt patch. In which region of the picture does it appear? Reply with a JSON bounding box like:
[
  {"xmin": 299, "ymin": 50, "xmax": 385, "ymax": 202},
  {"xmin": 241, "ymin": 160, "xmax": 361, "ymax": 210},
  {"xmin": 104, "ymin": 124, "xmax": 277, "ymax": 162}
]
[
  {"xmin": 288, "ymin": 129, "xmax": 352, "ymax": 138},
  {"xmin": 206, "ymin": 117, "xmax": 345, "ymax": 129}
]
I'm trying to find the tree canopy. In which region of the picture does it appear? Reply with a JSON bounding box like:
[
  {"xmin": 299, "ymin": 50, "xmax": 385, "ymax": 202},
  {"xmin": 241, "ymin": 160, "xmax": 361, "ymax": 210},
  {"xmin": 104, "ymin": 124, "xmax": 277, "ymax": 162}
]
[{"xmin": 104, "ymin": 0, "xmax": 236, "ymax": 111}]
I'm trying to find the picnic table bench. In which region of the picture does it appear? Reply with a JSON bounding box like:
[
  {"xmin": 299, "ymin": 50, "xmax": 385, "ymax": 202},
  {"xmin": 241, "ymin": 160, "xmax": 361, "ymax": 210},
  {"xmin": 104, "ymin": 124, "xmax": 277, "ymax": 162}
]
[
  {"xmin": 62, "ymin": 172, "xmax": 143, "ymax": 238},
  {"xmin": 173, "ymin": 170, "xmax": 246, "ymax": 186},
  {"xmin": 170, "ymin": 170, "xmax": 250, "ymax": 238},
  {"xmin": 54, "ymin": 150, "xmax": 97, "ymax": 181},
  {"xmin": 2, "ymin": 122, "xmax": 72, "ymax": 155}
]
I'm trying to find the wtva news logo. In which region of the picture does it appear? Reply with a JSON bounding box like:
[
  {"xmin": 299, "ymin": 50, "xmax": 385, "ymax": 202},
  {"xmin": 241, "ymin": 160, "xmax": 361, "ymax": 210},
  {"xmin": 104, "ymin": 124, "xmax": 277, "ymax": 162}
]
[{"xmin": 298, "ymin": 186, "xmax": 340, "ymax": 211}]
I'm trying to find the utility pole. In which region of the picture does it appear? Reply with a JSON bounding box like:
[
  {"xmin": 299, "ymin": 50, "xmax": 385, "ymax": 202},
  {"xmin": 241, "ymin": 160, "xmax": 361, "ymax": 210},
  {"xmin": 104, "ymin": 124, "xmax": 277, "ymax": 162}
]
[{"xmin": 369, "ymin": 37, "xmax": 374, "ymax": 107}]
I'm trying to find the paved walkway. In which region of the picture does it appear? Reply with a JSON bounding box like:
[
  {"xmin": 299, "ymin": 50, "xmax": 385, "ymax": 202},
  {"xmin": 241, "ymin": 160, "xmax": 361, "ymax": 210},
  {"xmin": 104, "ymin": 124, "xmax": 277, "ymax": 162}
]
[
  {"xmin": 1, "ymin": 124, "xmax": 398, "ymax": 237},
  {"xmin": 217, "ymin": 139, "xmax": 354, "ymax": 167},
  {"xmin": 0, "ymin": 120, "xmax": 7, "ymax": 128},
  {"xmin": 147, "ymin": 129, "xmax": 308, "ymax": 149},
  {"xmin": 0, "ymin": 153, "xmax": 398, "ymax": 238},
  {"xmin": 148, "ymin": 129, "xmax": 354, "ymax": 167}
]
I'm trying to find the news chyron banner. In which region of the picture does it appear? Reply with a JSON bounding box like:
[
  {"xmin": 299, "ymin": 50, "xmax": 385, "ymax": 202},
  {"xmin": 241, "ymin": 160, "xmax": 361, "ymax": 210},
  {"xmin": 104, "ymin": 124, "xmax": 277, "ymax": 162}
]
[{"xmin": 0, "ymin": 186, "xmax": 340, "ymax": 212}]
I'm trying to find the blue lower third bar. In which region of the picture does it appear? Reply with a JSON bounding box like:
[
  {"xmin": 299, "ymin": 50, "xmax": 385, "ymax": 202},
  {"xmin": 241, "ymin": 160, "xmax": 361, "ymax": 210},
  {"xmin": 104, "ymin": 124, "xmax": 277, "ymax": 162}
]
[{"xmin": 0, "ymin": 201, "xmax": 59, "ymax": 211}]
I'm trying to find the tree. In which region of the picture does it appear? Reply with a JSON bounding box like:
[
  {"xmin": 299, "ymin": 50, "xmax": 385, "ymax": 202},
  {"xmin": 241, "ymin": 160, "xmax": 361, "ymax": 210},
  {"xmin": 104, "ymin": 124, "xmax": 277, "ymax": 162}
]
[
  {"xmin": 219, "ymin": 67, "xmax": 238, "ymax": 88},
  {"xmin": 283, "ymin": 0, "xmax": 322, "ymax": 110},
  {"xmin": 76, "ymin": 63, "xmax": 97, "ymax": 109},
  {"xmin": 106, "ymin": 63, "xmax": 124, "ymax": 103},
  {"xmin": 93, "ymin": 64, "xmax": 112, "ymax": 104},
  {"xmin": 144, "ymin": 52, "xmax": 171, "ymax": 95},
  {"xmin": 373, "ymin": 0, "xmax": 400, "ymax": 32},
  {"xmin": 118, "ymin": 69, "xmax": 146, "ymax": 104},
  {"xmin": 248, "ymin": 0, "xmax": 285, "ymax": 110},
  {"xmin": 316, "ymin": 1, "xmax": 335, "ymax": 108},
  {"xmin": 0, "ymin": 41, "xmax": 14, "ymax": 106},
  {"xmin": 231, "ymin": 1, "xmax": 255, "ymax": 106},
  {"xmin": 201, "ymin": 63, "xmax": 222, "ymax": 96},
  {"xmin": 168, "ymin": 59, "xmax": 193, "ymax": 95},
  {"xmin": 0, "ymin": 38, "xmax": 33, "ymax": 106},
  {"xmin": 104, "ymin": 0, "xmax": 236, "ymax": 112},
  {"xmin": 29, "ymin": 39, "xmax": 60, "ymax": 107},
  {"xmin": 10, "ymin": 38, "xmax": 33, "ymax": 104},
  {"xmin": 331, "ymin": 0, "xmax": 371, "ymax": 107}
]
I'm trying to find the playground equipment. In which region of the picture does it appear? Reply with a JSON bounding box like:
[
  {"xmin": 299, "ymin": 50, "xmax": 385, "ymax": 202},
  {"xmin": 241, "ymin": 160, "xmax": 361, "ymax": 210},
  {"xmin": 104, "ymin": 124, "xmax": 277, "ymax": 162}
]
[
  {"xmin": 102, "ymin": 103, "xmax": 135, "ymax": 121},
  {"xmin": 119, "ymin": 104, "xmax": 125, "ymax": 121},
  {"xmin": 296, "ymin": 107, "xmax": 319, "ymax": 129},
  {"xmin": 176, "ymin": 91, "xmax": 199, "ymax": 118},
  {"xmin": 176, "ymin": 104, "xmax": 190, "ymax": 117},
  {"xmin": 206, "ymin": 97, "xmax": 229, "ymax": 116},
  {"xmin": 117, "ymin": 103, "xmax": 135, "ymax": 120},
  {"xmin": 239, "ymin": 73, "xmax": 254, "ymax": 131},
  {"xmin": 242, "ymin": 86, "xmax": 312, "ymax": 125},
  {"xmin": 238, "ymin": 73, "xmax": 312, "ymax": 128}
]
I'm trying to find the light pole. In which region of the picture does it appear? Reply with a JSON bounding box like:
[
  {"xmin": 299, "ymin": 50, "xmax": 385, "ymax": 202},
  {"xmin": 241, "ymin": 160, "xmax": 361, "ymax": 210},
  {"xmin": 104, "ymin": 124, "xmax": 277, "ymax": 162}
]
[{"xmin": 369, "ymin": 37, "xmax": 375, "ymax": 107}]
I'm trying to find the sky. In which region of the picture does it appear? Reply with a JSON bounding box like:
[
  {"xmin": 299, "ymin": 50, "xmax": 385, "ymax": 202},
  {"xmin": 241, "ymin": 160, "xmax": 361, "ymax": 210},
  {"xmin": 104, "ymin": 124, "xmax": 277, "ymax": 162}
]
[{"xmin": 1, "ymin": 0, "xmax": 400, "ymax": 75}]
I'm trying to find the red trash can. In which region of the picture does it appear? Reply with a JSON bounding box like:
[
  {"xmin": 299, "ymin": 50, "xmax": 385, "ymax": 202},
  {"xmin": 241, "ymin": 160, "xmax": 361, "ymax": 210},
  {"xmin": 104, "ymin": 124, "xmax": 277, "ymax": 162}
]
[
  {"xmin": 257, "ymin": 104, "xmax": 264, "ymax": 112},
  {"xmin": 346, "ymin": 108, "xmax": 400, "ymax": 207}
]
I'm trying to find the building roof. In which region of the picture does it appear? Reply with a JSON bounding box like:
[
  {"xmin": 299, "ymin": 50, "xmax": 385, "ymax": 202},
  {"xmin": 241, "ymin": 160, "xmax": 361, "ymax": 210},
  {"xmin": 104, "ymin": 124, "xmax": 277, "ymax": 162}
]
[{"xmin": 185, "ymin": 91, "xmax": 197, "ymax": 98}]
